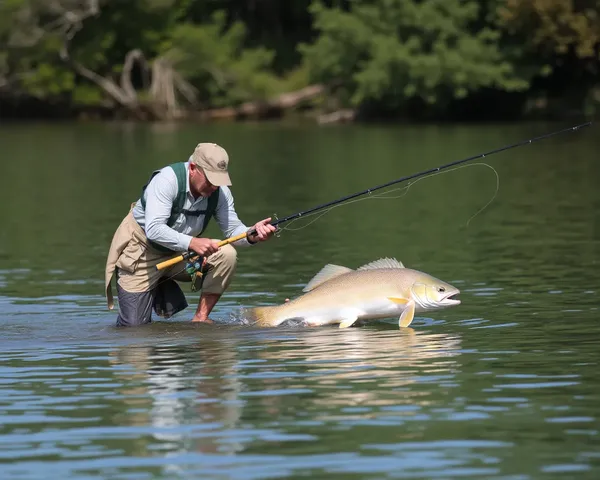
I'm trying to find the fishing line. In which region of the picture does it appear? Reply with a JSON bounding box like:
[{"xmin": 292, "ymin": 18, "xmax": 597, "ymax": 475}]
[
  {"xmin": 154, "ymin": 122, "xmax": 592, "ymax": 273},
  {"xmin": 465, "ymin": 164, "xmax": 499, "ymax": 228},
  {"xmin": 359, "ymin": 161, "xmax": 501, "ymax": 229},
  {"xmin": 159, "ymin": 162, "xmax": 496, "ymax": 286},
  {"xmin": 373, "ymin": 162, "xmax": 501, "ymax": 228},
  {"xmin": 279, "ymin": 162, "xmax": 499, "ymax": 232}
]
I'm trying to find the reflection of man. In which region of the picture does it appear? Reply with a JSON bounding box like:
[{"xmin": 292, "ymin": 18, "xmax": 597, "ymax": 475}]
[
  {"xmin": 112, "ymin": 341, "xmax": 245, "ymax": 455},
  {"xmin": 105, "ymin": 143, "xmax": 276, "ymax": 327}
]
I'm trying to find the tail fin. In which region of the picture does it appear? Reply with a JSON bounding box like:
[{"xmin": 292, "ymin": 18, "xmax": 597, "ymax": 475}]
[{"xmin": 248, "ymin": 305, "xmax": 280, "ymax": 327}]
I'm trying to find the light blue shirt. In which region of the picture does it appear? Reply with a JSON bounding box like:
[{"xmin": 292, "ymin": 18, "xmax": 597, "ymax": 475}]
[{"xmin": 132, "ymin": 161, "xmax": 252, "ymax": 252}]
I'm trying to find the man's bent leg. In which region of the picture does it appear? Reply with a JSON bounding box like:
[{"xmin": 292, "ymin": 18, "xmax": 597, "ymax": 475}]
[
  {"xmin": 192, "ymin": 245, "xmax": 238, "ymax": 322},
  {"xmin": 192, "ymin": 293, "xmax": 221, "ymax": 323},
  {"xmin": 116, "ymin": 283, "xmax": 155, "ymax": 327},
  {"xmin": 108, "ymin": 211, "xmax": 177, "ymax": 326}
]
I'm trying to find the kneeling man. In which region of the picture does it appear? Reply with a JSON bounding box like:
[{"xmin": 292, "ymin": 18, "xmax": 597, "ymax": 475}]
[{"xmin": 105, "ymin": 143, "xmax": 276, "ymax": 327}]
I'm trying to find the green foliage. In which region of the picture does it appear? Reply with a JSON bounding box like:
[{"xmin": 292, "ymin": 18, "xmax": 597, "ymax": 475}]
[
  {"xmin": 163, "ymin": 11, "xmax": 282, "ymax": 106},
  {"xmin": 301, "ymin": 0, "xmax": 529, "ymax": 112},
  {"xmin": 499, "ymin": 0, "xmax": 600, "ymax": 59},
  {"xmin": 496, "ymin": 0, "xmax": 600, "ymax": 89},
  {"xmin": 72, "ymin": 83, "xmax": 105, "ymax": 105},
  {"xmin": 0, "ymin": 0, "xmax": 596, "ymax": 119},
  {"xmin": 1, "ymin": 4, "xmax": 75, "ymax": 97},
  {"xmin": 279, "ymin": 64, "xmax": 312, "ymax": 92},
  {"xmin": 20, "ymin": 63, "xmax": 75, "ymax": 97}
]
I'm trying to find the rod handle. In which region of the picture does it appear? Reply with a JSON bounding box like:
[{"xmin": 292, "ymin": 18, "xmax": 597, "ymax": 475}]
[
  {"xmin": 218, "ymin": 231, "xmax": 251, "ymax": 246},
  {"xmin": 155, "ymin": 231, "xmax": 253, "ymax": 271},
  {"xmin": 155, "ymin": 254, "xmax": 188, "ymax": 271}
]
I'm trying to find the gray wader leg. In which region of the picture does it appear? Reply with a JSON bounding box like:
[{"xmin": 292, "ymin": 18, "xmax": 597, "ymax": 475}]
[{"xmin": 115, "ymin": 280, "xmax": 188, "ymax": 327}]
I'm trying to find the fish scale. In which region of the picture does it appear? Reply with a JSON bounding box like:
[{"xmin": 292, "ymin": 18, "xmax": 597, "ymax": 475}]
[{"xmin": 248, "ymin": 258, "xmax": 461, "ymax": 329}]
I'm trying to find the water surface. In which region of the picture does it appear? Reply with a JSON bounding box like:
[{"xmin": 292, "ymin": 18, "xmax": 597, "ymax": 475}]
[{"xmin": 0, "ymin": 121, "xmax": 599, "ymax": 479}]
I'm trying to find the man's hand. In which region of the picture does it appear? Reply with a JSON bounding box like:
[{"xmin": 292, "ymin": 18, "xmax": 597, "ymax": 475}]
[
  {"xmin": 189, "ymin": 237, "xmax": 220, "ymax": 256},
  {"xmin": 248, "ymin": 217, "xmax": 277, "ymax": 243}
]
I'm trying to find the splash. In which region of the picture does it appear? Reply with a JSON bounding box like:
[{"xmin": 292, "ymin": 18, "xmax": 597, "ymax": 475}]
[
  {"xmin": 220, "ymin": 308, "xmax": 310, "ymax": 328},
  {"xmin": 220, "ymin": 308, "xmax": 254, "ymax": 326}
]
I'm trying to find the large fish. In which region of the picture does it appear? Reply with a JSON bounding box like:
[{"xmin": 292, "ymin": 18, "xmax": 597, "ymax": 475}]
[{"xmin": 248, "ymin": 258, "xmax": 461, "ymax": 329}]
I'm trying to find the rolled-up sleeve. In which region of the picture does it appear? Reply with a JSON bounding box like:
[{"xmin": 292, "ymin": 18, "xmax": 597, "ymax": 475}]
[
  {"xmin": 215, "ymin": 186, "xmax": 253, "ymax": 247},
  {"xmin": 144, "ymin": 169, "xmax": 193, "ymax": 252}
]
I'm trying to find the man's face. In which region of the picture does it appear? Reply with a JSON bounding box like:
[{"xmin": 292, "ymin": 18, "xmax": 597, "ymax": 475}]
[{"xmin": 190, "ymin": 163, "xmax": 218, "ymax": 197}]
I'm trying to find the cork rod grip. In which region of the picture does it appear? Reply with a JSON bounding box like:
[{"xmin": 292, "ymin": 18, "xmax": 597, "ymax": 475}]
[{"xmin": 155, "ymin": 231, "xmax": 251, "ymax": 271}]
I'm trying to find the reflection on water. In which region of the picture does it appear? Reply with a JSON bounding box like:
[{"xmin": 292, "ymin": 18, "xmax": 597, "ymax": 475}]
[
  {"xmin": 112, "ymin": 339, "xmax": 245, "ymax": 456},
  {"xmin": 3, "ymin": 320, "xmax": 598, "ymax": 478},
  {"xmin": 254, "ymin": 328, "xmax": 462, "ymax": 409},
  {"xmin": 1, "ymin": 318, "xmax": 599, "ymax": 478},
  {"xmin": 101, "ymin": 327, "xmax": 467, "ymax": 470}
]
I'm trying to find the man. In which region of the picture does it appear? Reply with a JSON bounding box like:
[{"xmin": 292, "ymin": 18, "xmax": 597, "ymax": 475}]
[{"xmin": 105, "ymin": 142, "xmax": 276, "ymax": 327}]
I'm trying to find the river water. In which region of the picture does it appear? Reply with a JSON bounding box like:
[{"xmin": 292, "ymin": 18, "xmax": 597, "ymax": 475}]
[{"xmin": 0, "ymin": 121, "xmax": 598, "ymax": 479}]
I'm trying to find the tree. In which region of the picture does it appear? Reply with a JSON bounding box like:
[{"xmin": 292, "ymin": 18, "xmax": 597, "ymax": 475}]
[
  {"xmin": 497, "ymin": 0, "xmax": 600, "ymax": 115},
  {"xmin": 300, "ymin": 0, "xmax": 528, "ymax": 117},
  {"xmin": 499, "ymin": 0, "xmax": 600, "ymax": 60},
  {"xmin": 0, "ymin": 0, "xmax": 286, "ymax": 119}
]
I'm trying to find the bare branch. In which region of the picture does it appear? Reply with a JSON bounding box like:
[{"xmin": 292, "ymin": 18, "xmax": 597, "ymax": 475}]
[
  {"xmin": 42, "ymin": 0, "xmax": 100, "ymax": 40},
  {"xmin": 8, "ymin": 0, "xmax": 100, "ymax": 47},
  {"xmin": 69, "ymin": 58, "xmax": 135, "ymax": 106},
  {"xmin": 149, "ymin": 57, "xmax": 199, "ymax": 118},
  {"xmin": 120, "ymin": 49, "xmax": 146, "ymax": 101},
  {"xmin": 173, "ymin": 72, "xmax": 199, "ymax": 106},
  {"xmin": 205, "ymin": 66, "xmax": 230, "ymax": 90},
  {"xmin": 53, "ymin": 2, "xmax": 140, "ymax": 109}
]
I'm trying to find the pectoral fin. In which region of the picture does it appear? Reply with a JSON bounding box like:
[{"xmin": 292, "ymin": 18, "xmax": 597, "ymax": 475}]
[
  {"xmin": 398, "ymin": 300, "xmax": 416, "ymax": 328},
  {"xmin": 339, "ymin": 315, "xmax": 358, "ymax": 329},
  {"xmin": 388, "ymin": 297, "xmax": 409, "ymax": 304}
]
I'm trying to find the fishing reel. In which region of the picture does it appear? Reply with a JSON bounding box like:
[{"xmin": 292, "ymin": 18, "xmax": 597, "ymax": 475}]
[{"xmin": 185, "ymin": 256, "xmax": 206, "ymax": 292}]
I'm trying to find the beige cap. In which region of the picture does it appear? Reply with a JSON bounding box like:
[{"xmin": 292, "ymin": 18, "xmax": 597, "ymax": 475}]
[{"xmin": 191, "ymin": 143, "xmax": 232, "ymax": 186}]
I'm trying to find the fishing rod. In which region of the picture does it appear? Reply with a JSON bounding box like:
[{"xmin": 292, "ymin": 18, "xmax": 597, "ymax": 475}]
[{"xmin": 156, "ymin": 121, "xmax": 592, "ymax": 271}]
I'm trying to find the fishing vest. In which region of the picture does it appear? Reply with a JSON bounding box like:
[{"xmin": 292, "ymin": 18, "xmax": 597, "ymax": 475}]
[{"xmin": 140, "ymin": 162, "xmax": 220, "ymax": 253}]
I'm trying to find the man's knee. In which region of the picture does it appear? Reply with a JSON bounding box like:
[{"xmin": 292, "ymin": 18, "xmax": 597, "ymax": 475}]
[
  {"xmin": 208, "ymin": 244, "xmax": 237, "ymax": 269},
  {"xmin": 202, "ymin": 245, "xmax": 238, "ymax": 294},
  {"xmin": 220, "ymin": 244, "xmax": 237, "ymax": 266}
]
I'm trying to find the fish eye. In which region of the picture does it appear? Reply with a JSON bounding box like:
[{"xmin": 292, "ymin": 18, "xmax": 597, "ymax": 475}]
[{"xmin": 438, "ymin": 286, "xmax": 446, "ymax": 293}]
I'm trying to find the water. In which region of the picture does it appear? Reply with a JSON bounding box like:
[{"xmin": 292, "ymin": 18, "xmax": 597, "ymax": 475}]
[{"xmin": 0, "ymin": 121, "xmax": 599, "ymax": 479}]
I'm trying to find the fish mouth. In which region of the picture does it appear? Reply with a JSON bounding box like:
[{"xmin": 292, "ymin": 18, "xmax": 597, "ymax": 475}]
[{"xmin": 441, "ymin": 291, "xmax": 461, "ymax": 306}]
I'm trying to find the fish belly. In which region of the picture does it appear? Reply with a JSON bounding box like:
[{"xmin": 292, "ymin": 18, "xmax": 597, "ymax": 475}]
[{"xmin": 282, "ymin": 298, "xmax": 404, "ymax": 327}]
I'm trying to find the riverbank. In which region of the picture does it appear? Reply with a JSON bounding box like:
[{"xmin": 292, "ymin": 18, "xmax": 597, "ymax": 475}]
[{"xmin": 2, "ymin": 89, "xmax": 595, "ymax": 125}]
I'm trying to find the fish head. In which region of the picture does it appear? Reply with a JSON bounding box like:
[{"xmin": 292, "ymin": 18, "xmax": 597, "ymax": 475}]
[{"xmin": 408, "ymin": 273, "xmax": 461, "ymax": 311}]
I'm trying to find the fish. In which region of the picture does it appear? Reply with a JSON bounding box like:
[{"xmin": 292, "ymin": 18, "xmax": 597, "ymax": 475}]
[{"xmin": 247, "ymin": 258, "xmax": 461, "ymax": 329}]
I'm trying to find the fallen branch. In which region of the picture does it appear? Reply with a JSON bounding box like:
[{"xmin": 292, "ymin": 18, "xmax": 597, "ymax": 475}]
[
  {"xmin": 197, "ymin": 84, "xmax": 325, "ymax": 120},
  {"xmin": 317, "ymin": 109, "xmax": 356, "ymax": 125}
]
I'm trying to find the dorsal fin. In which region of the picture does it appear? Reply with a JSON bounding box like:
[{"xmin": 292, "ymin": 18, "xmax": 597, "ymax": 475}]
[
  {"xmin": 357, "ymin": 257, "xmax": 405, "ymax": 271},
  {"xmin": 302, "ymin": 264, "xmax": 353, "ymax": 292}
]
